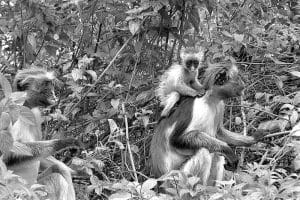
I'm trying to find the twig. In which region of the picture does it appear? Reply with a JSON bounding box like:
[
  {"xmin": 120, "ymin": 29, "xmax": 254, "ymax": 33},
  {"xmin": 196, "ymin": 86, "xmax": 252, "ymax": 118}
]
[
  {"xmin": 35, "ymin": 36, "xmax": 45, "ymax": 58},
  {"xmin": 122, "ymin": 103, "xmax": 138, "ymax": 182},
  {"xmin": 264, "ymin": 131, "xmax": 290, "ymax": 138},
  {"xmin": 20, "ymin": 2, "xmax": 25, "ymax": 66},
  {"xmin": 94, "ymin": 23, "xmax": 102, "ymax": 53},
  {"xmin": 66, "ymin": 34, "xmax": 134, "ymax": 116},
  {"xmin": 239, "ymin": 95, "xmax": 247, "ymax": 167},
  {"xmin": 227, "ymin": 104, "xmax": 290, "ymax": 122}
]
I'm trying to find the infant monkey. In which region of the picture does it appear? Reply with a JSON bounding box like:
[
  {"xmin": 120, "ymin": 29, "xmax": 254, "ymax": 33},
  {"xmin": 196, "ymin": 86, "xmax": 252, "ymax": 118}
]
[{"xmin": 156, "ymin": 47, "xmax": 206, "ymax": 117}]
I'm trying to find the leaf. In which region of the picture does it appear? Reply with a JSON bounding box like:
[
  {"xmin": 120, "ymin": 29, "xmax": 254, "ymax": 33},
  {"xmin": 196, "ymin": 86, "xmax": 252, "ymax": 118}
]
[
  {"xmin": 141, "ymin": 179, "xmax": 157, "ymax": 193},
  {"xmin": 134, "ymin": 41, "xmax": 143, "ymax": 54},
  {"xmin": 108, "ymin": 119, "xmax": 119, "ymax": 134},
  {"xmin": 111, "ymin": 99, "xmax": 120, "ymax": 110},
  {"xmin": 290, "ymin": 121, "xmax": 300, "ymax": 137},
  {"xmin": 235, "ymin": 117, "xmax": 242, "ymax": 125},
  {"xmin": 255, "ymin": 92, "xmax": 265, "ymax": 100},
  {"xmin": 111, "ymin": 139, "xmax": 125, "ymax": 150},
  {"xmin": 136, "ymin": 90, "xmax": 151, "ymax": 102},
  {"xmin": 233, "ymin": 33, "xmax": 244, "ymax": 42},
  {"xmin": 290, "ymin": 110, "xmax": 298, "ymax": 127},
  {"xmin": 109, "ymin": 192, "xmax": 133, "ymax": 200},
  {"xmin": 44, "ymin": 45, "xmax": 58, "ymax": 57},
  {"xmin": 128, "ymin": 20, "xmax": 140, "ymax": 35},
  {"xmin": 86, "ymin": 70, "xmax": 97, "ymax": 82},
  {"xmin": 293, "ymin": 92, "xmax": 300, "ymax": 105},
  {"xmin": 0, "ymin": 130, "xmax": 13, "ymax": 154},
  {"xmin": 0, "ymin": 112, "xmax": 11, "ymax": 130},
  {"xmin": 141, "ymin": 115, "xmax": 149, "ymax": 127},
  {"xmin": 71, "ymin": 68, "xmax": 84, "ymax": 81},
  {"xmin": 27, "ymin": 33, "xmax": 36, "ymax": 52},
  {"xmin": 19, "ymin": 106, "xmax": 36, "ymax": 125},
  {"xmin": 290, "ymin": 71, "xmax": 300, "ymax": 78},
  {"xmin": 0, "ymin": 73, "xmax": 12, "ymax": 97},
  {"xmin": 9, "ymin": 92, "xmax": 27, "ymax": 105},
  {"xmin": 222, "ymin": 31, "xmax": 232, "ymax": 38}
]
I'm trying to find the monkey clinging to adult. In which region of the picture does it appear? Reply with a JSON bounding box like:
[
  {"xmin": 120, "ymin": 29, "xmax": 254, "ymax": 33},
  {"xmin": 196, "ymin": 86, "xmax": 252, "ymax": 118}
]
[
  {"xmin": 156, "ymin": 47, "xmax": 206, "ymax": 117},
  {"xmin": 151, "ymin": 62, "xmax": 267, "ymax": 186}
]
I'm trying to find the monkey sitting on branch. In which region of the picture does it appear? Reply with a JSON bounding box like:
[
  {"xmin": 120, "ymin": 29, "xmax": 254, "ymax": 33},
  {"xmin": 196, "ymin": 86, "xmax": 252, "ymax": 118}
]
[
  {"xmin": 151, "ymin": 61, "xmax": 267, "ymax": 186},
  {"xmin": 156, "ymin": 47, "xmax": 206, "ymax": 117}
]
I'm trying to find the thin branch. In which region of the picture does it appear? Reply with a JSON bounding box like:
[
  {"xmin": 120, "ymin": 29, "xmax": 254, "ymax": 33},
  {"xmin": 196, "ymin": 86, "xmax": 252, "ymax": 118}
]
[
  {"xmin": 94, "ymin": 23, "xmax": 102, "ymax": 53},
  {"xmin": 122, "ymin": 103, "xmax": 138, "ymax": 182},
  {"xmin": 20, "ymin": 2, "xmax": 25, "ymax": 66},
  {"xmin": 239, "ymin": 95, "xmax": 247, "ymax": 167},
  {"xmin": 226, "ymin": 104, "xmax": 290, "ymax": 122},
  {"xmin": 66, "ymin": 34, "xmax": 134, "ymax": 116}
]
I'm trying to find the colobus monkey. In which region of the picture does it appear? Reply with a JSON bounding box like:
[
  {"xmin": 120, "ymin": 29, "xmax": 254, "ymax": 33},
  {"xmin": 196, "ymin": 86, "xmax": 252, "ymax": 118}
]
[
  {"xmin": 151, "ymin": 62, "xmax": 265, "ymax": 185},
  {"xmin": 8, "ymin": 68, "xmax": 76, "ymax": 199},
  {"xmin": 38, "ymin": 157, "xmax": 76, "ymax": 200},
  {"xmin": 11, "ymin": 67, "xmax": 58, "ymax": 142},
  {"xmin": 156, "ymin": 47, "xmax": 206, "ymax": 117}
]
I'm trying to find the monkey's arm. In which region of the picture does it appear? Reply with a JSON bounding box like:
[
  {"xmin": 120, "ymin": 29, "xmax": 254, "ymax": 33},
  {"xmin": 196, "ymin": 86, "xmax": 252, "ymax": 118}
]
[
  {"xmin": 191, "ymin": 78, "xmax": 205, "ymax": 94},
  {"xmin": 217, "ymin": 128, "xmax": 255, "ymax": 146},
  {"xmin": 175, "ymin": 80, "xmax": 199, "ymax": 97},
  {"xmin": 3, "ymin": 138, "xmax": 80, "ymax": 164},
  {"xmin": 171, "ymin": 130, "xmax": 238, "ymax": 164},
  {"xmin": 218, "ymin": 128, "xmax": 268, "ymax": 147}
]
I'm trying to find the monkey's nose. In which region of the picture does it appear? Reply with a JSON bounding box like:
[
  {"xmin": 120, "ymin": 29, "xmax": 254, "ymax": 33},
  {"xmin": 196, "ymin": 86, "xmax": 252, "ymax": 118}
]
[{"xmin": 49, "ymin": 91, "xmax": 59, "ymax": 104}]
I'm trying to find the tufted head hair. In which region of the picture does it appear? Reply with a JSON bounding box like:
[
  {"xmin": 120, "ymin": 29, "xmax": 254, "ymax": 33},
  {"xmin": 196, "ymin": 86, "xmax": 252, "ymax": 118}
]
[{"xmin": 13, "ymin": 68, "xmax": 56, "ymax": 92}]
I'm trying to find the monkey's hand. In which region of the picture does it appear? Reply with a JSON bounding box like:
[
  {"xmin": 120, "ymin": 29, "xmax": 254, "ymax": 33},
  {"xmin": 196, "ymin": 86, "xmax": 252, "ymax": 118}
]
[
  {"xmin": 196, "ymin": 89, "xmax": 206, "ymax": 98},
  {"xmin": 252, "ymin": 129, "xmax": 271, "ymax": 142}
]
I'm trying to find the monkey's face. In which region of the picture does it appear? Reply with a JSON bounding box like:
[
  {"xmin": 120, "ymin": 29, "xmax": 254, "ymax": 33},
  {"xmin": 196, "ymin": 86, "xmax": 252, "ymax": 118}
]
[
  {"xmin": 203, "ymin": 64, "xmax": 244, "ymax": 99},
  {"xmin": 185, "ymin": 59, "xmax": 200, "ymax": 72},
  {"xmin": 17, "ymin": 77, "xmax": 58, "ymax": 108}
]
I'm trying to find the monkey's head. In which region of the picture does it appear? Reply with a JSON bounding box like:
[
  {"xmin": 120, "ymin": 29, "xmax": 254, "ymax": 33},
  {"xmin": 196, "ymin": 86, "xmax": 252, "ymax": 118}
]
[
  {"xmin": 203, "ymin": 63, "xmax": 244, "ymax": 99},
  {"xmin": 180, "ymin": 47, "xmax": 206, "ymax": 72},
  {"xmin": 13, "ymin": 68, "xmax": 58, "ymax": 108}
]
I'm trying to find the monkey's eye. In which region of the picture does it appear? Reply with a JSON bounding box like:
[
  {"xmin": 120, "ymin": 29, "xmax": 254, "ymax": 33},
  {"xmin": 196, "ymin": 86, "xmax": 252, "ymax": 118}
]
[{"xmin": 185, "ymin": 60, "xmax": 199, "ymax": 69}]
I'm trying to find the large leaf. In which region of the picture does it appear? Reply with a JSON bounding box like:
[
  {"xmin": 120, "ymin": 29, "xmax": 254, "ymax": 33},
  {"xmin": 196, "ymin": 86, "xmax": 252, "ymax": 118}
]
[
  {"xmin": 18, "ymin": 106, "xmax": 36, "ymax": 125},
  {"xmin": 0, "ymin": 73, "xmax": 12, "ymax": 97}
]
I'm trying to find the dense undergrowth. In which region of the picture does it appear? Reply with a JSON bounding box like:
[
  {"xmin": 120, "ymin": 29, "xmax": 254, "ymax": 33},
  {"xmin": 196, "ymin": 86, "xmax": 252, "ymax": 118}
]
[{"xmin": 1, "ymin": 0, "xmax": 300, "ymax": 199}]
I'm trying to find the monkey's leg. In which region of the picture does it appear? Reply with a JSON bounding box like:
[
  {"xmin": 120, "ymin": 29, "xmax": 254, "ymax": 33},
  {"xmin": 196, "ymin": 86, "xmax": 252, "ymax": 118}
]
[
  {"xmin": 161, "ymin": 92, "xmax": 180, "ymax": 117},
  {"xmin": 171, "ymin": 130, "xmax": 238, "ymax": 166},
  {"xmin": 175, "ymin": 80, "xmax": 199, "ymax": 97},
  {"xmin": 207, "ymin": 154, "xmax": 225, "ymax": 186},
  {"xmin": 38, "ymin": 169, "xmax": 69, "ymax": 200},
  {"xmin": 39, "ymin": 156, "xmax": 76, "ymax": 200},
  {"xmin": 181, "ymin": 148, "xmax": 212, "ymax": 185}
]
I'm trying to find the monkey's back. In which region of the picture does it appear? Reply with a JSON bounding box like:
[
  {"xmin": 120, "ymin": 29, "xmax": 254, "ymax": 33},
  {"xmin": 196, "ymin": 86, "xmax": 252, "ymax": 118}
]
[{"xmin": 156, "ymin": 64, "xmax": 184, "ymax": 104}]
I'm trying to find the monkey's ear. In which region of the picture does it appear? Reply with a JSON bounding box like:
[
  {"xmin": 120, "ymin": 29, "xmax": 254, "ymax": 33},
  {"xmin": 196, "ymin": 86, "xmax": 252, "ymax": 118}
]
[{"xmin": 15, "ymin": 77, "xmax": 35, "ymax": 91}]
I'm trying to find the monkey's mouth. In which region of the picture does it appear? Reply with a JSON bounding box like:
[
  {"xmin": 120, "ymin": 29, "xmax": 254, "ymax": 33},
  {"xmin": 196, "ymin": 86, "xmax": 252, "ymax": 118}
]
[{"xmin": 214, "ymin": 71, "xmax": 229, "ymax": 86}]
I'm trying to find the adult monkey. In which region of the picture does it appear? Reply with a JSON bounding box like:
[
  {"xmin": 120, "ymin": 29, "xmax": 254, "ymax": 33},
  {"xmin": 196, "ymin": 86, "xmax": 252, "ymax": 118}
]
[
  {"xmin": 9, "ymin": 68, "xmax": 77, "ymax": 199},
  {"xmin": 151, "ymin": 62, "xmax": 265, "ymax": 185}
]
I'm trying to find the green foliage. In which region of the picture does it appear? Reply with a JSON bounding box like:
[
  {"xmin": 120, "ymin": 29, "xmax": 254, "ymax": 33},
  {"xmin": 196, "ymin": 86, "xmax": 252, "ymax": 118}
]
[{"xmin": 0, "ymin": 0, "xmax": 300, "ymax": 199}]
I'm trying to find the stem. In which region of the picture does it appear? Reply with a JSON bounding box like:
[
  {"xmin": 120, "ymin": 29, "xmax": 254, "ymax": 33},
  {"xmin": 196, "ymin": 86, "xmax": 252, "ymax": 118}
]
[{"xmin": 122, "ymin": 103, "xmax": 138, "ymax": 182}]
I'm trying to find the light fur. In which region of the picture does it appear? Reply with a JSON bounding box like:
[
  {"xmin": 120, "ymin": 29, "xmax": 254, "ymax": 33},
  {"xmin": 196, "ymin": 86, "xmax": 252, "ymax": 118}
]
[{"xmin": 156, "ymin": 47, "xmax": 206, "ymax": 117}]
